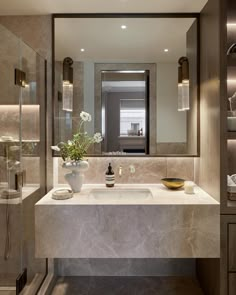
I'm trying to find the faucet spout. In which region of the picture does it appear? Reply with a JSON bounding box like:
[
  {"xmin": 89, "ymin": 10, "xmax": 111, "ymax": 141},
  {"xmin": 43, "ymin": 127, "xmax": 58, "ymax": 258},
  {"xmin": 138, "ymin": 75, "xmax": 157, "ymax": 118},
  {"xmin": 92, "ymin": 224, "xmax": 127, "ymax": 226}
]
[{"xmin": 119, "ymin": 165, "xmax": 122, "ymax": 177}]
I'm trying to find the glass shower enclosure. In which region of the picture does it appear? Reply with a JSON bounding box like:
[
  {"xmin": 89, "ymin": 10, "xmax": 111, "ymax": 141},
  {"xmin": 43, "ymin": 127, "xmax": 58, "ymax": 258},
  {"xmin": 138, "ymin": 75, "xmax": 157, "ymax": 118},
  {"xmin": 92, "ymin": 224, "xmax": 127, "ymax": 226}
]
[{"xmin": 0, "ymin": 24, "xmax": 47, "ymax": 294}]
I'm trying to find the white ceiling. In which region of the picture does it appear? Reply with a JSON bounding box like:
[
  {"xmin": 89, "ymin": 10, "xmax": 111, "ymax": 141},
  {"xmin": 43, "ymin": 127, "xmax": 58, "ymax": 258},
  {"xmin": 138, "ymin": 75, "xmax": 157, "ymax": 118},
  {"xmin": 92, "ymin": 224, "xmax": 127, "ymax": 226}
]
[
  {"xmin": 55, "ymin": 18, "xmax": 195, "ymax": 63},
  {"xmin": 0, "ymin": 0, "xmax": 208, "ymax": 15}
]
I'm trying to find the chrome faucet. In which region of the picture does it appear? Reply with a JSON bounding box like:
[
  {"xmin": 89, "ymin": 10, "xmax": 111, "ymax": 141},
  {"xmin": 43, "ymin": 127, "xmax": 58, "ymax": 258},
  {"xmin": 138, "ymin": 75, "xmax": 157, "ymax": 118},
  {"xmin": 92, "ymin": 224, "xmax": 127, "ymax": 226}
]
[{"xmin": 119, "ymin": 165, "xmax": 122, "ymax": 177}]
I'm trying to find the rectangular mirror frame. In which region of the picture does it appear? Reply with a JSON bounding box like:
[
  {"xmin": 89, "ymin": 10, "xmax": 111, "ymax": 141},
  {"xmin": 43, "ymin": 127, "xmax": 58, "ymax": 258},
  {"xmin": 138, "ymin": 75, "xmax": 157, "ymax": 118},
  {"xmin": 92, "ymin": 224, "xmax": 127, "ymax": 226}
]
[{"xmin": 52, "ymin": 13, "xmax": 200, "ymax": 157}]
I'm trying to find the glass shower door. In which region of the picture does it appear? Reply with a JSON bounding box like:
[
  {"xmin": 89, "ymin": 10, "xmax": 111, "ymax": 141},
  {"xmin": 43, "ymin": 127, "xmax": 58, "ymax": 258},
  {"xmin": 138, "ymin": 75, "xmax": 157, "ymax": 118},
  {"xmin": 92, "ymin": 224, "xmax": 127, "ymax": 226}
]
[
  {"xmin": 0, "ymin": 23, "xmax": 47, "ymax": 294},
  {"xmin": 0, "ymin": 23, "xmax": 23, "ymax": 292},
  {"xmin": 20, "ymin": 38, "xmax": 47, "ymax": 294}
]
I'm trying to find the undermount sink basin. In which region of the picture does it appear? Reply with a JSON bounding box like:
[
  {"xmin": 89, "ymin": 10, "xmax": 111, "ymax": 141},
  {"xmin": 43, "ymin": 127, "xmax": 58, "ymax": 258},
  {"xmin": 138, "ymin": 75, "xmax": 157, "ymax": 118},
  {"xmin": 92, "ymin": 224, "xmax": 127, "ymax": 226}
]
[{"xmin": 89, "ymin": 188, "xmax": 153, "ymax": 202}]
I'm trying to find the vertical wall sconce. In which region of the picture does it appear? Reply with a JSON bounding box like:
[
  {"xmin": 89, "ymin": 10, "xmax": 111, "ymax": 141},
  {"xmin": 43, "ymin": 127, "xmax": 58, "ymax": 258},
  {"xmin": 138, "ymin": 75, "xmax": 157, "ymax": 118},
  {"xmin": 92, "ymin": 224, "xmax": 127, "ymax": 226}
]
[
  {"xmin": 15, "ymin": 68, "xmax": 26, "ymax": 88},
  {"xmin": 178, "ymin": 66, "xmax": 183, "ymax": 111},
  {"xmin": 178, "ymin": 57, "xmax": 189, "ymax": 111},
  {"xmin": 62, "ymin": 57, "xmax": 73, "ymax": 112}
]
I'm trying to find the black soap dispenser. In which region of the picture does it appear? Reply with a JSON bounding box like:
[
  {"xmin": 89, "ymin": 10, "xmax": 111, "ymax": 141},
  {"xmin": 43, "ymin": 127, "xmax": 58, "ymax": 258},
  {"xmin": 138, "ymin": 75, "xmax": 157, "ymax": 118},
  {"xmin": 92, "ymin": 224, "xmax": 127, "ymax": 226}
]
[{"xmin": 106, "ymin": 163, "xmax": 115, "ymax": 187}]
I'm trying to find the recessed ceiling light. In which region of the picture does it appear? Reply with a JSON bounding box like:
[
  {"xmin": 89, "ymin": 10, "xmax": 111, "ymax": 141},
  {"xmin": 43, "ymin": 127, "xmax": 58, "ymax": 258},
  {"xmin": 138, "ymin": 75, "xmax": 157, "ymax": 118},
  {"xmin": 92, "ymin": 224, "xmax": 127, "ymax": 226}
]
[
  {"xmin": 164, "ymin": 49, "xmax": 169, "ymax": 52},
  {"xmin": 80, "ymin": 48, "xmax": 85, "ymax": 52},
  {"xmin": 121, "ymin": 25, "xmax": 127, "ymax": 30}
]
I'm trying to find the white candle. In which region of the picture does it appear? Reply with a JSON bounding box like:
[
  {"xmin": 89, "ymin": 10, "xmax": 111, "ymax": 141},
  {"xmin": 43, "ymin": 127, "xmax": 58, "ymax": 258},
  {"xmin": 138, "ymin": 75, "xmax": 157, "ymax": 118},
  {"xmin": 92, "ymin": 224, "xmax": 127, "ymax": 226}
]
[{"xmin": 184, "ymin": 181, "xmax": 195, "ymax": 194}]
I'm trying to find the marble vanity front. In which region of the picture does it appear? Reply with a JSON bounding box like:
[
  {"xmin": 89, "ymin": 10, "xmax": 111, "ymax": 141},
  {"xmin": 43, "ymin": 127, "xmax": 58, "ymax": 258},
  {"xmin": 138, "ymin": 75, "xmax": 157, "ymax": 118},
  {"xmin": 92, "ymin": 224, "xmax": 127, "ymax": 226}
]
[{"xmin": 35, "ymin": 184, "xmax": 219, "ymax": 259}]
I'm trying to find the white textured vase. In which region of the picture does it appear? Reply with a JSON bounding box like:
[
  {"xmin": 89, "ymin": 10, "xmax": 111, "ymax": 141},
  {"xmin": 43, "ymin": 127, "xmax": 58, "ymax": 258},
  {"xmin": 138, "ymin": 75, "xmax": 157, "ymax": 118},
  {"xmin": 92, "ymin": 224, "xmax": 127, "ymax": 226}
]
[{"xmin": 62, "ymin": 160, "xmax": 89, "ymax": 193}]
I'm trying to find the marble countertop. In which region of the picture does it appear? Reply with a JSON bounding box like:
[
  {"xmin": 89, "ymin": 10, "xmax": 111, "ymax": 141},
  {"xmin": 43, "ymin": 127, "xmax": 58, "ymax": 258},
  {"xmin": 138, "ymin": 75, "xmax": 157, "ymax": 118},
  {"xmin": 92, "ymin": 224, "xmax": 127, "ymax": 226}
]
[
  {"xmin": 35, "ymin": 183, "xmax": 220, "ymax": 258},
  {"xmin": 36, "ymin": 184, "xmax": 219, "ymax": 206}
]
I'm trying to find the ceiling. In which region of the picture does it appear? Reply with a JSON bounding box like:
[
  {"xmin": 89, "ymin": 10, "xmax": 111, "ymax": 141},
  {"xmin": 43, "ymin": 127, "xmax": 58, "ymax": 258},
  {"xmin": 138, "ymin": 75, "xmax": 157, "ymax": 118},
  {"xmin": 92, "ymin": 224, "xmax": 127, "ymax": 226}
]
[
  {"xmin": 0, "ymin": 0, "xmax": 208, "ymax": 15},
  {"xmin": 55, "ymin": 17, "xmax": 196, "ymax": 63}
]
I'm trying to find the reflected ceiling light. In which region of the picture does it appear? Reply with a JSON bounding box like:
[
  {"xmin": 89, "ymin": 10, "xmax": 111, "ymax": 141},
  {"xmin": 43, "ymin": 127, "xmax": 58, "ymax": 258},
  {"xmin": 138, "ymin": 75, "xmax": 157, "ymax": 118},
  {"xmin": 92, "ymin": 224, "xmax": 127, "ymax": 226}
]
[
  {"xmin": 62, "ymin": 57, "xmax": 73, "ymax": 112},
  {"xmin": 228, "ymin": 79, "xmax": 236, "ymax": 83},
  {"xmin": 164, "ymin": 49, "xmax": 169, "ymax": 52},
  {"xmin": 178, "ymin": 56, "xmax": 189, "ymax": 111},
  {"xmin": 80, "ymin": 48, "xmax": 85, "ymax": 52},
  {"xmin": 227, "ymin": 23, "xmax": 236, "ymax": 26},
  {"xmin": 117, "ymin": 70, "xmax": 144, "ymax": 73},
  {"xmin": 121, "ymin": 25, "xmax": 127, "ymax": 29},
  {"xmin": 102, "ymin": 70, "xmax": 145, "ymax": 73}
]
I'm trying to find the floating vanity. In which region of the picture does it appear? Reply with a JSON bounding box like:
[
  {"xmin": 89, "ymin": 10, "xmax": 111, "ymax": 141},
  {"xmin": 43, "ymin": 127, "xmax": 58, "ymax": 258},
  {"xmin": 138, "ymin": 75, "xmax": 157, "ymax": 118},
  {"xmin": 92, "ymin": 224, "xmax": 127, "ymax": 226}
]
[{"xmin": 35, "ymin": 184, "xmax": 219, "ymax": 259}]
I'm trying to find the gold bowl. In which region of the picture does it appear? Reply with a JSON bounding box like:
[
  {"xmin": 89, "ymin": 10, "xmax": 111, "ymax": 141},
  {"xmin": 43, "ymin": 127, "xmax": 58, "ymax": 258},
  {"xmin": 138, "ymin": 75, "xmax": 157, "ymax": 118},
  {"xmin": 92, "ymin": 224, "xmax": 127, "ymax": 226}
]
[{"xmin": 161, "ymin": 178, "xmax": 185, "ymax": 190}]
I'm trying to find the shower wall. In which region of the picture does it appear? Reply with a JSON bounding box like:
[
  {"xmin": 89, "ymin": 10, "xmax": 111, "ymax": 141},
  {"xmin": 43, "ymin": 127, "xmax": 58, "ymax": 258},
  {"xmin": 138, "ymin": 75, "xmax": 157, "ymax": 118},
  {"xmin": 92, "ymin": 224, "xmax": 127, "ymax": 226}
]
[
  {"xmin": 0, "ymin": 23, "xmax": 47, "ymax": 292},
  {"xmin": 0, "ymin": 15, "xmax": 53, "ymax": 191}
]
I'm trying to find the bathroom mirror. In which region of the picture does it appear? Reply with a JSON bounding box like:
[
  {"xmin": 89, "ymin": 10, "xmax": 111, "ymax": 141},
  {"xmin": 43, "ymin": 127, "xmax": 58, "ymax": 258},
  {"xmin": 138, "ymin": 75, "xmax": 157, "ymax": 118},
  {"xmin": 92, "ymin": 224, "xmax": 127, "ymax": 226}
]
[{"xmin": 53, "ymin": 14, "xmax": 199, "ymax": 156}]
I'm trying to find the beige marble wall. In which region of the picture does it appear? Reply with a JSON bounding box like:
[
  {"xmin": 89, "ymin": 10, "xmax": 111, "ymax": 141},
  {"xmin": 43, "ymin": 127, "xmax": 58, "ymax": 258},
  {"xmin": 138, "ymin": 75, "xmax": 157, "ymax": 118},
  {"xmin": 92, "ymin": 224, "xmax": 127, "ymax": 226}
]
[
  {"xmin": 0, "ymin": 15, "xmax": 53, "ymax": 191},
  {"xmin": 194, "ymin": 1, "xmax": 221, "ymax": 203},
  {"xmin": 0, "ymin": 106, "xmax": 39, "ymax": 141},
  {"xmin": 22, "ymin": 157, "xmax": 40, "ymax": 185},
  {"xmin": 55, "ymin": 157, "xmax": 194, "ymax": 185},
  {"xmin": 0, "ymin": 16, "xmax": 51, "ymax": 61}
]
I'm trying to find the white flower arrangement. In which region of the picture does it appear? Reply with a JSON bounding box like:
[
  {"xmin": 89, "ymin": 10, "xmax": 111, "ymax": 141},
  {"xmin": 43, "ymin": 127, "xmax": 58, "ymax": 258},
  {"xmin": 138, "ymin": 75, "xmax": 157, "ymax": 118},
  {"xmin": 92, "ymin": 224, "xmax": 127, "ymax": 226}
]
[
  {"xmin": 80, "ymin": 111, "xmax": 92, "ymax": 122},
  {"xmin": 51, "ymin": 111, "xmax": 102, "ymax": 161}
]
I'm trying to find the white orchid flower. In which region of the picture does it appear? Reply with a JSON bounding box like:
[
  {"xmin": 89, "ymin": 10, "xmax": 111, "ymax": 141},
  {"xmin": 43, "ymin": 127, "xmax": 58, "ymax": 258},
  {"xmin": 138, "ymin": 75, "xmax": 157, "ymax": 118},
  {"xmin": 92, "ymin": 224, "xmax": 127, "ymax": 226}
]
[
  {"xmin": 87, "ymin": 114, "xmax": 92, "ymax": 122},
  {"xmin": 51, "ymin": 145, "xmax": 60, "ymax": 152},
  {"xmin": 93, "ymin": 132, "xmax": 103, "ymax": 143},
  {"xmin": 67, "ymin": 140, "xmax": 72, "ymax": 146},
  {"xmin": 80, "ymin": 111, "xmax": 92, "ymax": 122}
]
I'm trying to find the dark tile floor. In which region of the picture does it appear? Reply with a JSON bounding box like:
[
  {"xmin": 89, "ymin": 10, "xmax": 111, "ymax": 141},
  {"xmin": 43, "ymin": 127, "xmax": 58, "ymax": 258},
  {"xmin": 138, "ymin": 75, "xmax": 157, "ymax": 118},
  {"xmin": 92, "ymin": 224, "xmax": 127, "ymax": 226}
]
[{"xmin": 51, "ymin": 276, "xmax": 204, "ymax": 295}]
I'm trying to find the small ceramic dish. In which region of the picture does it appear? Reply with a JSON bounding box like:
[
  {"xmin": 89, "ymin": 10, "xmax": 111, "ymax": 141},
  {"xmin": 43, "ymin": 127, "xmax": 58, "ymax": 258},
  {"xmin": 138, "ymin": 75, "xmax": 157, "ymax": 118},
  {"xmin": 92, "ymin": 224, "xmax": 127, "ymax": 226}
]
[
  {"xmin": 161, "ymin": 178, "xmax": 185, "ymax": 190},
  {"xmin": 52, "ymin": 189, "xmax": 73, "ymax": 200}
]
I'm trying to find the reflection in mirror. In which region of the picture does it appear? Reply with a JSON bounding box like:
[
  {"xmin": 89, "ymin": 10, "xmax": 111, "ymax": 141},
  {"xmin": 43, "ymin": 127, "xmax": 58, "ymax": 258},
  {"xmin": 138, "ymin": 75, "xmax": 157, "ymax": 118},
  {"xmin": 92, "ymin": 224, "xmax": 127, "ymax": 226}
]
[
  {"xmin": 53, "ymin": 16, "xmax": 199, "ymax": 156},
  {"xmin": 101, "ymin": 70, "xmax": 149, "ymax": 155}
]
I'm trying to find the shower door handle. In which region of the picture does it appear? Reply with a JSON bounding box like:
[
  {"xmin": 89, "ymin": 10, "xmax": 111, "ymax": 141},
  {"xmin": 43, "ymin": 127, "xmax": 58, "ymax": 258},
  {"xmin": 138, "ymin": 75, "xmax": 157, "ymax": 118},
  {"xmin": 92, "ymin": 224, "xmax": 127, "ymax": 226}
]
[{"xmin": 15, "ymin": 170, "xmax": 26, "ymax": 190}]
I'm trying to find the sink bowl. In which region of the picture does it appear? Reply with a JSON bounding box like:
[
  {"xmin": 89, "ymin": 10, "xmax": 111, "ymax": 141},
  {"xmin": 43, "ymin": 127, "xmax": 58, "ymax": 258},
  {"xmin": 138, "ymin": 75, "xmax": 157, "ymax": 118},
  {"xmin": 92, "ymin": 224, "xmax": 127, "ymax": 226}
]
[{"xmin": 89, "ymin": 188, "xmax": 153, "ymax": 202}]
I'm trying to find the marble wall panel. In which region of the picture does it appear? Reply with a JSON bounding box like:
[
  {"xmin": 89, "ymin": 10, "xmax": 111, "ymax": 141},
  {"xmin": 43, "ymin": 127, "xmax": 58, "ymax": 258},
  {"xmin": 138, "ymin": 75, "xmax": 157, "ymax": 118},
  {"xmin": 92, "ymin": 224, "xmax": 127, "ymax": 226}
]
[
  {"xmin": 0, "ymin": 106, "xmax": 39, "ymax": 141},
  {"xmin": 55, "ymin": 156, "xmax": 194, "ymax": 185},
  {"xmin": 167, "ymin": 158, "xmax": 194, "ymax": 180},
  {"xmin": 0, "ymin": 16, "xmax": 52, "ymax": 191},
  {"xmin": 56, "ymin": 157, "xmax": 167, "ymax": 185},
  {"xmin": 36, "ymin": 204, "xmax": 219, "ymax": 259},
  {"xmin": 22, "ymin": 157, "xmax": 40, "ymax": 185}
]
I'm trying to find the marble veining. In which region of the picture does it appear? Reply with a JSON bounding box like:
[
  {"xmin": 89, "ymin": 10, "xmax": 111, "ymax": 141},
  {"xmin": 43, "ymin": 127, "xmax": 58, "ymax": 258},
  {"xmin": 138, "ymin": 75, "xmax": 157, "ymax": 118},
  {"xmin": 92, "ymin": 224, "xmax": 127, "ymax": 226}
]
[
  {"xmin": 35, "ymin": 184, "xmax": 219, "ymax": 259},
  {"xmin": 55, "ymin": 157, "xmax": 194, "ymax": 186}
]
